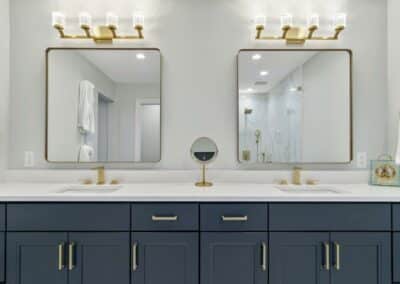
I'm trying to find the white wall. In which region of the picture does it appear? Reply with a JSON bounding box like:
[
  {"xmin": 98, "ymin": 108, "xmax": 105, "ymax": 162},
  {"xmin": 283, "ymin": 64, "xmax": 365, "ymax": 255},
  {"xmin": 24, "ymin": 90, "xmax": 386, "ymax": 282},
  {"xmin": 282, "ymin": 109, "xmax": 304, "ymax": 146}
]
[
  {"xmin": 47, "ymin": 51, "xmax": 116, "ymax": 162},
  {"xmin": 302, "ymin": 52, "xmax": 350, "ymax": 162},
  {"xmin": 0, "ymin": 0, "xmax": 10, "ymax": 179},
  {"xmin": 388, "ymin": 0, "xmax": 400, "ymax": 157},
  {"xmin": 7, "ymin": 0, "xmax": 388, "ymax": 170}
]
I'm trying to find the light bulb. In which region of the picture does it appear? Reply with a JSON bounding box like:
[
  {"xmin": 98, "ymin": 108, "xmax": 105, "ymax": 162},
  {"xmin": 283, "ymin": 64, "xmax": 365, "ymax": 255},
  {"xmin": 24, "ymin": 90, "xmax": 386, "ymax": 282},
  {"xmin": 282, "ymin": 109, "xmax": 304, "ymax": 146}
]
[
  {"xmin": 79, "ymin": 12, "xmax": 92, "ymax": 27},
  {"xmin": 106, "ymin": 12, "xmax": 119, "ymax": 28},
  {"xmin": 308, "ymin": 14, "xmax": 319, "ymax": 28},
  {"xmin": 52, "ymin": 12, "xmax": 66, "ymax": 27},
  {"xmin": 133, "ymin": 13, "xmax": 144, "ymax": 27},
  {"xmin": 334, "ymin": 13, "xmax": 347, "ymax": 28},
  {"xmin": 280, "ymin": 13, "xmax": 293, "ymax": 28},
  {"xmin": 255, "ymin": 15, "xmax": 266, "ymax": 28}
]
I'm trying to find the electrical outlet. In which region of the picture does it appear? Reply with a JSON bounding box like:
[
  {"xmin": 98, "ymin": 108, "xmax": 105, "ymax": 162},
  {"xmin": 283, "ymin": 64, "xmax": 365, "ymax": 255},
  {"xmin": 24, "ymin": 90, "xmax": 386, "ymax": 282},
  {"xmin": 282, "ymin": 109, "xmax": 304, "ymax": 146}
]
[
  {"xmin": 357, "ymin": 152, "xmax": 367, "ymax": 168},
  {"xmin": 24, "ymin": 151, "xmax": 35, "ymax": 168}
]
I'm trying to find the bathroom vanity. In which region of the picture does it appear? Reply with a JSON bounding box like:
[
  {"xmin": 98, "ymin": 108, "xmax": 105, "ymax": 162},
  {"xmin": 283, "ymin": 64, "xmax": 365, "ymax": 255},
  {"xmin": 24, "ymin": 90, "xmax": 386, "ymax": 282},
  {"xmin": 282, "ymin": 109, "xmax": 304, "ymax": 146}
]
[{"xmin": 0, "ymin": 183, "xmax": 398, "ymax": 284}]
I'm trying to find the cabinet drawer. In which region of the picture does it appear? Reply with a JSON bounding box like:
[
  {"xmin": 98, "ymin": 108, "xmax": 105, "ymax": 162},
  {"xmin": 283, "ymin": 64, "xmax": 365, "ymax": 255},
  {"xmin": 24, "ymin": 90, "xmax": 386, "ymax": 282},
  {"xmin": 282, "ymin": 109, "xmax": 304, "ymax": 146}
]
[
  {"xmin": 7, "ymin": 203, "xmax": 130, "ymax": 231},
  {"xmin": 390, "ymin": 204, "xmax": 400, "ymax": 231},
  {"xmin": 270, "ymin": 203, "xmax": 391, "ymax": 231},
  {"xmin": 0, "ymin": 205, "xmax": 5, "ymax": 231},
  {"xmin": 200, "ymin": 203, "xmax": 268, "ymax": 231},
  {"xmin": 132, "ymin": 203, "xmax": 198, "ymax": 231}
]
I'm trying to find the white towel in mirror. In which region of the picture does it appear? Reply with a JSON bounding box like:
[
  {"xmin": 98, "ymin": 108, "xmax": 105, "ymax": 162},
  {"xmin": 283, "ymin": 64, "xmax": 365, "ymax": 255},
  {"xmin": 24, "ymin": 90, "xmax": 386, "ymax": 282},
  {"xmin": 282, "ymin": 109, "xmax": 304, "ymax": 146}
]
[
  {"xmin": 78, "ymin": 144, "xmax": 95, "ymax": 162},
  {"xmin": 78, "ymin": 80, "xmax": 95, "ymax": 134}
]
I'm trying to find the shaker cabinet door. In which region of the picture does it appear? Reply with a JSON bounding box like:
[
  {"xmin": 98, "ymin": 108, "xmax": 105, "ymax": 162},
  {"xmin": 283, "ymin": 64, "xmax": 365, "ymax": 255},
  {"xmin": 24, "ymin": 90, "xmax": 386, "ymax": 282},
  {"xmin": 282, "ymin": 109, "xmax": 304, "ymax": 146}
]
[
  {"xmin": 269, "ymin": 232, "xmax": 330, "ymax": 284},
  {"xmin": 201, "ymin": 232, "xmax": 268, "ymax": 284},
  {"xmin": 68, "ymin": 233, "xmax": 130, "ymax": 284},
  {"xmin": 7, "ymin": 233, "xmax": 68, "ymax": 284},
  {"xmin": 132, "ymin": 232, "xmax": 199, "ymax": 284},
  {"xmin": 330, "ymin": 233, "xmax": 391, "ymax": 284}
]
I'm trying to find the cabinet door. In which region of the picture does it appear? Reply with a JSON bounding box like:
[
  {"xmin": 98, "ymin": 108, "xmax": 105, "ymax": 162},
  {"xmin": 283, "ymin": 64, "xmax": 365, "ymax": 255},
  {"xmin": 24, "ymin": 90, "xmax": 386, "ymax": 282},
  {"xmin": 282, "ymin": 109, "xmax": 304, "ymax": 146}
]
[
  {"xmin": 132, "ymin": 232, "xmax": 198, "ymax": 284},
  {"xmin": 330, "ymin": 233, "xmax": 391, "ymax": 284},
  {"xmin": 0, "ymin": 232, "xmax": 4, "ymax": 282},
  {"xmin": 7, "ymin": 232, "xmax": 68, "ymax": 284},
  {"xmin": 269, "ymin": 232, "xmax": 330, "ymax": 284},
  {"xmin": 69, "ymin": 233, "xmax": 130, "ymax": 284},
  {"xmin": 201, "ymin": 232, "xmax": 268, "ymax": 284}
]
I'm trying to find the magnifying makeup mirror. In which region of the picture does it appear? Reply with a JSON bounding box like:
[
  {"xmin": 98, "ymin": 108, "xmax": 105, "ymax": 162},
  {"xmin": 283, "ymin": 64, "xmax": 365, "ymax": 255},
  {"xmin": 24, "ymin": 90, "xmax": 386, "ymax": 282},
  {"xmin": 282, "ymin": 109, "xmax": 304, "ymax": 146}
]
[{"xmin": 190, "ymin": 137, "xmax": 218, "ymax": 187}]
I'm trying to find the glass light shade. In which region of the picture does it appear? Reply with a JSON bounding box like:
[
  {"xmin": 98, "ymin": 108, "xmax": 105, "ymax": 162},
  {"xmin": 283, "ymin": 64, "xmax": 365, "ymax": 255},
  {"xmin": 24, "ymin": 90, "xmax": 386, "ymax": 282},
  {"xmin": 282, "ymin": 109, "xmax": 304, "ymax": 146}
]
[
  {"xmin": 52, "ymin": 12, "xmax": 66, "ymax": 27},
  {"xmin": 79, "ymin": 12, "xmax": 92, "ymax": 27},
  {"xmin": 255, "ymin": 15, "xmax": 266, "ymax": 27},
  {"xmin": 106, "ymin": 12, "xmax": 119, "ymax": 27},
  {"xmin": 133, "ymin": 13, "xmax": 145, "ymax": 27},
  {"xmin": 308, "ymin": 14, "xmax": 319, "ymax": 27},
  {"xmin": 280, "ymin": 14, "xmax": 293, "ymax": 28},
  {"xmin": 334, "ymin": 13, "xmax": 347, "ymax": 27}
]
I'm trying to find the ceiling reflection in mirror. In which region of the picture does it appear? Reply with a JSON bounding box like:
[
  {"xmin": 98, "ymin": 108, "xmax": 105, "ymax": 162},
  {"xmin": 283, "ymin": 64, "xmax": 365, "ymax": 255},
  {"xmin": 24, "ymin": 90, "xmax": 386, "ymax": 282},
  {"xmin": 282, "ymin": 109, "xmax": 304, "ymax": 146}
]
[
  {"xmin": 46, "ymin": 49, "xmax": 161, "ymax": 163},
  {"xmin": 238, "ymin": 50, "xmax": 352, "ymax": 164}
]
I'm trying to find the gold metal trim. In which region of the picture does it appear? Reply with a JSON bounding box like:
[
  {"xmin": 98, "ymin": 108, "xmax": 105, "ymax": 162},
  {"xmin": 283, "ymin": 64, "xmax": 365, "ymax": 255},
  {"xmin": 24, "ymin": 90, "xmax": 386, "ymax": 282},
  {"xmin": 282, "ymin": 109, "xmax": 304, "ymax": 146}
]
[
  {"xmin": 255, "ymin": 25, "xmax": 345, "ymax": 45},
  {"xmin": 54, "ymin": 24, "xmax": 144, "ymax": 43},
  {"xmin": 195, "ymin": 165, "xmax": 213, "ymax": 187},
  {"xmin": 236, "ymin": 49, "xmax": 353, "ymax": 165}
]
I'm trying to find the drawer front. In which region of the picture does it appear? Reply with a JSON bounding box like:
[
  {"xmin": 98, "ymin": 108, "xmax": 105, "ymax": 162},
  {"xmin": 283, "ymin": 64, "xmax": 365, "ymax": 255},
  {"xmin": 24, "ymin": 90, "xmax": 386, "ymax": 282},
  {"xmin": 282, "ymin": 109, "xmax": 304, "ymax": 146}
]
[
  {"xmin": 270, "ymin": 203, "xmax": 391, "ymax": 231},
  {"xmin": 200, "ymin": 203, "xmax": 268, "ymax": 231},
  {"xmin": 7, "ymin": 203, "xmax": 130, "ymax": 231},
  {"xmin": 390, "ymin": 204, "xmax": 400, "ymax": 231},
  {"xmin": 132, "ymin": 203, "xmax": 199, "ymax": 231}
]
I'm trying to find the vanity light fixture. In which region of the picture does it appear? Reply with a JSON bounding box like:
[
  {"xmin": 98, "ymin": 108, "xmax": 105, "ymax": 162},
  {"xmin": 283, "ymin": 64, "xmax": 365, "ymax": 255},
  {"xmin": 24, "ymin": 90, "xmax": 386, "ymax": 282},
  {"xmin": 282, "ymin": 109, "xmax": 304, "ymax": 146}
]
[
  {"xmin": 255, "ymin": 13, "xmax": 346, "ymax": 45},
  {"xmin": 52, "ymin": 11, "xmax": 145, "ymax": 43}
]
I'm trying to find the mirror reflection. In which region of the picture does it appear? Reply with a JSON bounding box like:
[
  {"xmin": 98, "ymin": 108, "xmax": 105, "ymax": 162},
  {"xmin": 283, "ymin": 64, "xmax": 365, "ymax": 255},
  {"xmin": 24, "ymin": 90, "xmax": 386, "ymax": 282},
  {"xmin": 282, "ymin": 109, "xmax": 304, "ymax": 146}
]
[
  {"xmin": 191, "ymin": 137, "xmax": 218, "ymax": 164},
  {"xmin": 46, "ymin": 49, "xmax": 161, "ymax": 163},
  {"xmin": 238, "ymin": 50, "xmax": 351, "ymax": 164}
]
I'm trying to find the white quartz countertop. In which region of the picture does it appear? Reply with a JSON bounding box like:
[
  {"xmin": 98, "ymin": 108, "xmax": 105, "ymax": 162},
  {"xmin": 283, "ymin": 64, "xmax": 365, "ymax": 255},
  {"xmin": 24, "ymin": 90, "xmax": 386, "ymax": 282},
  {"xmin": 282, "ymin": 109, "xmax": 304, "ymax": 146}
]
[{"xmin": 0, "ymin": 183, "xmax": 399, "ymax": 202}]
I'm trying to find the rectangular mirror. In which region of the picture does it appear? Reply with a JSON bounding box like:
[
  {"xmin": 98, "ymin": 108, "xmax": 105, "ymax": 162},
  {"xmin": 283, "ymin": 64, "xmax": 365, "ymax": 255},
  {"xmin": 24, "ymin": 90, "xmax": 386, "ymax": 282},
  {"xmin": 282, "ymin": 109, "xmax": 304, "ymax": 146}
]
[
  {"xmin": 46, "ymin": 48, "xmax": 161, "ymax": 163},
  {"xmin": 238, "ymin": 49, "xmax": 352, "ymax": 164}
]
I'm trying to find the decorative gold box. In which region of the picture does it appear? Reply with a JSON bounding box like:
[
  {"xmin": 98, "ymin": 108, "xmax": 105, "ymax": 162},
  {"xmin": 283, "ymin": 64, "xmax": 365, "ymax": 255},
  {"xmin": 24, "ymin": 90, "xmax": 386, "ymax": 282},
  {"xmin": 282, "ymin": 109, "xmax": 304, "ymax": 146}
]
[{"xmin": 370, "ymin": 155, "xmax": 400, "ymax": 187}]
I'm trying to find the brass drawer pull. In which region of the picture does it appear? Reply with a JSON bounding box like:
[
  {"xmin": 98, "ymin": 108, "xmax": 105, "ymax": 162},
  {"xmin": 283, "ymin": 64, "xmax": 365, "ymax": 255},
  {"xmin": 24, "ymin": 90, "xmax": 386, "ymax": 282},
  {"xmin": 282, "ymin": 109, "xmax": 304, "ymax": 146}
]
[
  {"xmin": 68, "ymin": 242, "xmax": 75, "ymax": 271},
  {"xmin": 58, "ymin": 243, "xmax": 65, "ymax": 271},
  {"xmin": 261, "ymin": 242, "xmax": 267, "ymax": 271},
  {"xmin": 334, "ymin": 242, "xmax": 341, "ymax": 271},
  {"xmin": 221, "ymin": 216, "xmax": 248, "ymax": 222},
  {"xmin": 151, "ymin": 215, "xmax": 178, "ymax": 221},
  {"xmin": 323, "ymin": 242, "xmax": 330, "ymax": 271},
  {"xmin": 132, "ymin": 242, "xmax": 138, "ymax": 271}
]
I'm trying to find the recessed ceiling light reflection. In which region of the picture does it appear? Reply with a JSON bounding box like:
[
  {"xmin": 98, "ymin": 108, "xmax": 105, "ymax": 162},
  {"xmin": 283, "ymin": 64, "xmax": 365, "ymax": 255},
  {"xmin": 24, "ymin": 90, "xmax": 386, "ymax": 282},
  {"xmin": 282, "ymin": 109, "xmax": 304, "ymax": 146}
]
[
  {"xmin": 252, "ymin": 54, "xmax": 261, "ymax": 60},
  {"xmin": 136, "ymin": 53, "xmax": 146, "ymax": 60},
  {"xmin": 260, "ymin": 70, "xmax": 269, "ymax": 76}
]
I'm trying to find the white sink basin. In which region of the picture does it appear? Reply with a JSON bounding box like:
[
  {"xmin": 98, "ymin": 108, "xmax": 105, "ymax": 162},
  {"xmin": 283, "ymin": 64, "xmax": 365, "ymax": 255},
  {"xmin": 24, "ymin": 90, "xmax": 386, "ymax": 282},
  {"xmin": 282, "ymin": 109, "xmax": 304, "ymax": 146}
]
[
  {"xmin": 275, "ymin": 185, "xmax": 346, "ymax": 194},
  {"xmin": 57, "ymin": 184, "xmax": 122, "ymax": 194}
]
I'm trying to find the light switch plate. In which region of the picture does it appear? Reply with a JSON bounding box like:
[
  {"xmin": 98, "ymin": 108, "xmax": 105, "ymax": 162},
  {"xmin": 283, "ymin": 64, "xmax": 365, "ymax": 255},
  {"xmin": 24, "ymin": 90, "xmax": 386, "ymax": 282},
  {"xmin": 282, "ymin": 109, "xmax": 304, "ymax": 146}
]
[{"xmin": 357, "ymin": 152, "xmax": 368, "ymax": 168}]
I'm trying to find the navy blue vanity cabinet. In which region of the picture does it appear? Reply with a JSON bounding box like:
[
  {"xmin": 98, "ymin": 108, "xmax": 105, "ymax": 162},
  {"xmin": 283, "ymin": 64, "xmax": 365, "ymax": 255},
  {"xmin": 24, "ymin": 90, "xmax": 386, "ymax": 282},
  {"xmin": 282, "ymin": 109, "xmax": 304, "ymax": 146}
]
[
  {"xmin": 7, "ymin": 233, "xmax": 69, "ymax": 284},
  {"xmin": 6, "ymin": 203, "xmax": 131, "ymax": 284},
  {"xmin": 131, "ymin": 204, "xmax": 199, "ymax": 284},
  {"xmin": 330, "ymin": 233, "xmax": 391, "ymax": 284},
  {"xmin": 0, "ymin": 204, "xmax": 5, "ymax": 283},
  {"xmin": 269, "ymin": 232, "xmax": 330, "ymax": 284},
  {"xmin": 269, "ymin": 204, "xmax": 392, "ymax": 284},
  {"xmin": 68, "ymin": 233, "xmax": 130, "ymax": 284},
  {"xmin": 200, "ymin": 204, "xmax": 268, "ymax": 284},
  {"xmin": 131, "ymin": 232, "xmax": 199, "ymax": 284}
]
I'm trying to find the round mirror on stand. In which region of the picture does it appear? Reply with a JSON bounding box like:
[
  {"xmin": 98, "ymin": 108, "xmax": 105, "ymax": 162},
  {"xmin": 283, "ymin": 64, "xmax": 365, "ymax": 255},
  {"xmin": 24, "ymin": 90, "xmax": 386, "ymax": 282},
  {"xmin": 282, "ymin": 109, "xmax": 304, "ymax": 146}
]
[{"xmin": 190, "ymin": 137, "xmax": 218, "ymax": 187}]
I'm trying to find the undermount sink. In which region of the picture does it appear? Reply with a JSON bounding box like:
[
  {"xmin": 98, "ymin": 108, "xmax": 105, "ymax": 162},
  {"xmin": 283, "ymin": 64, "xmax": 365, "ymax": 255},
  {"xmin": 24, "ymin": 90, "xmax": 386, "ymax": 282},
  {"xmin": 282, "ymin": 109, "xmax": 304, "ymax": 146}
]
[
  {"xmin": 57, "ymin": 184, "xmax": 122, "ymax": 194},
  {"xmin": 275, "ymin": 185, "xmax": 346, "ymax": 194}
]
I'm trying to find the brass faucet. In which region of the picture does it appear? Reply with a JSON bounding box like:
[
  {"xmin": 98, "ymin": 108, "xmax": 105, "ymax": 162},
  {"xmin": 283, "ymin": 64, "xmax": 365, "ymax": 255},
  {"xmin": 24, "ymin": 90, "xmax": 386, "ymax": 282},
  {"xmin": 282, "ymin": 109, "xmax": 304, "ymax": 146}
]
[
  {"xmin": 292, "ymin": 167, "xmax": 302, "ymax": 185},
  {"xmin": 94, "ymin": 166, "xmax": 106, "ymax": 185}
]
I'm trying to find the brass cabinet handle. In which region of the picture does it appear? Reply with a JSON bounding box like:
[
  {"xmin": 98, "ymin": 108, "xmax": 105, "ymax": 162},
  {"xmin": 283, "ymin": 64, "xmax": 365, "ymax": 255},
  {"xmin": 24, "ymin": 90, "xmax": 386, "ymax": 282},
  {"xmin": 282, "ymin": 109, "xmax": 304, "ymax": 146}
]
[
  {"xmin": 132, "ymin": 242, "xmax": 138, "ymax": 271},
  {"xmin": 68, "ymin": 242, "xmax": 75, "ymax": 271},
  {"xmin": 58, "ymin": 243, "xmax": 65, "ymax": 271},
  {"xmin": 221, "ymin": 216, "xmax": 248, "ymax": 222},
  {"xmin": 261, "ymin": 242, "xmax": 267, "ymax": 271},
  {"xmin": 151, "ymin": 215, "xmax": 178, "ymax": 222},
  {"xmin": 323, "ymin": 242, "xmax": 330, "ymax": 271},
  {"xmin": 334, "ymin": 242, "xmax": 341, "ymax": 271}
]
